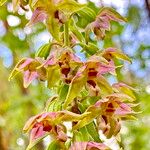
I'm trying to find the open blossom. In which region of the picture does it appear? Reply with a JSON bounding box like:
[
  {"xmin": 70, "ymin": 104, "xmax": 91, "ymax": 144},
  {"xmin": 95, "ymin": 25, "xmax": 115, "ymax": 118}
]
[
  {"xmin": 9, "ymin": 58, "xmax": 46, "ymax": 88},
  {"xmin": 44, "ymin": 49, "xmax": 82, "ymax": 85},
  {"xmin": 86, "ymin": 7, "xmax": 126, "ymax": 40},
  {"xmin": 85, "ymin": 55, "xmax": 116, "ymax": 96},
  {"xmin": 23, "ymin": 110, "xmax": 90, "ymax": 144},
  {"xmin": 95, "ymin": 93, "xmax": 136, "ymax": 138},
  {"xmin": 26, "ymin": 0, "xmax": 67, "ymax": 27},
  {"xmin": 23, "ymin": 112, "xmax": 68, "ymax": 143},
  {"xmin": 70, "ymin": 141, "xmax": 110, "ymax": 150}
]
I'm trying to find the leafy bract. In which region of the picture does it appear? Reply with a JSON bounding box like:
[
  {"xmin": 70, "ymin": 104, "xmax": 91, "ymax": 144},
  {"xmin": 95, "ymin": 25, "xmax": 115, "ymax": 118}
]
[
  {"xmin": 63, "ymin": 66, "xmax": 87, "ymax": 109},
  {"xmin": 46, "ymin": 17, "xmax": 60, "ymax": 41},
  {"xmin": 57, "ymin": 0, "xmax": 86, "ymax": 15}
]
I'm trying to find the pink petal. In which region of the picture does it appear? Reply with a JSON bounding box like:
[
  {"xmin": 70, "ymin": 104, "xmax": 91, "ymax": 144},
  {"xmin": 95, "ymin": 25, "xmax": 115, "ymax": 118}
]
[
  {"xmin": 18, "ymin": 58, "xmax": 33, "ymax": 70},
  {"xmin": 69, "ymin": 52, "xmax": 81, "ymax": 63},
  {"xmin": 41, "ymin": 112, "xmax": 57, "ymax": 120},
  {"xmin": 43, "ymin": 55, "xmax": 56, "ymax": 67},
  {"xmin": 23, "ymin": 114, "xmax": 41, "ymax": 132},
  {"xmin": 105, "ymin": 47, "xmax": 117, "ymax": 53},
  {"xmin": 112, "ymin": 82, "xmax": 136, "ymax": 91},
  {"xmin": 30, "ymin": 125, "xmax": 46, "ymax": 141},
  {"xmin": 87, "ymin": 141, "xmax": 109, "ymax": 150},
  {"xmin": 98, "ymin": 60, "xmax": 115, "ymax": 75},
  {"xmin": 27, "ymin": 7, "xmax": 47, "ymax": 26},
  {"xmin": 70, "ymin": 142, "xmax": 87, "ymax": 150},
  {"xmin": 23, "ymin": 70, "xmax": 38, "ymax": 88},
  {"xmin": 56, "ymin": 125, "xmax": 67, "ymax": 142},
  {"xmin": 115, "ymin": 102, "xmax": 132, "ymax": 115}
]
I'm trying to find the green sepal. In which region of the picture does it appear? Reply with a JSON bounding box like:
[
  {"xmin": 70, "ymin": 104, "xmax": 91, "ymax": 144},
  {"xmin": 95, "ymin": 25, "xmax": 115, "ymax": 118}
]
[
  {"xmin": 47, "ymin": 66, "xmax": 60, "ymax": 88},
  {"xmin": 57, "ymin": 0, "xmax": 86, "ymax": 15},
  {"xmin": 63, "ymin": 69, "xmax": 87, "ymax": 109},
  {"xmin": 82, "ymin": 42, "xmax": 99, "ymax": 55},
  {"xmin": 59, "ymin": 84, "xmax": 69, "ymax": 101},
  {"xmin": 26, "ymin": 133, "xmax": 49, "ymax": 150},
  {"xmin": 70, "ymin": 19, "xmax": 85, "ymax": 43},
  {"xmin": 98, "ymin": 7, "xmax": 127, "ymax": 22},
  {"xmin": 46, "ymin": 17, "xmax": 60, "ymax": 42}
]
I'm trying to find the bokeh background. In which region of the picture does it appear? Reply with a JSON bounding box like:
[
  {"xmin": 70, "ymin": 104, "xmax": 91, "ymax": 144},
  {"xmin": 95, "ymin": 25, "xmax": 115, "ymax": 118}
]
[{"xmin": 0, "ymin": 0, "xmax": 150, "ymax": 149}]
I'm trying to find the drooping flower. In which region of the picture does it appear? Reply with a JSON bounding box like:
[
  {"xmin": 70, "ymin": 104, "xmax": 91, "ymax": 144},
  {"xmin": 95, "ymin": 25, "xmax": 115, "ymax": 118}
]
[
  {"xmin": 9, "ymin": 58, "xmax": 46, "ymax": 88},
  {"xmin": 70, "ymin": 141, "xmax": 110, "ymax": 150},
  {"xmin": 86, "ymin": 7, "xmax": 127, "ymax": 40},
  {"xmin": 23, "ymin": 110, "xmax": 90, "ymax": 147},
  {"xmin": 94, "ymin": 93, "xmax": 136, "ymax": 138},
  {"xmin": 23, "ymin": 112, "xmax": 67, "ymax": 149},
  {"xmin": 26, "ymin": 7, "xmax": 48, "ymax": 27},
  {"xmin": 43, "ymin": 48, "xmax": 82, "ymax": 88},
  {"xmin": 85, "ymin": 55, "xmax": 115, "ymax": 97}
]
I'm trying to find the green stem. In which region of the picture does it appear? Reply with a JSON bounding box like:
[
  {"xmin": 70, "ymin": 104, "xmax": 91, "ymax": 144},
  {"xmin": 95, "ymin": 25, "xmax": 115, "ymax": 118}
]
[{"xmin": 64, "ymin": 21, "xmax": 69, "ymax": 46}]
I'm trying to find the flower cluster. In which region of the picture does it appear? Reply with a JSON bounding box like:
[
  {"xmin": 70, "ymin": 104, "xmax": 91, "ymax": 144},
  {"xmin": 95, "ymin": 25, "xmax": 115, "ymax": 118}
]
[{"xmin": 8, "ymin": 0, "xmax": 138, "ymax": 149}]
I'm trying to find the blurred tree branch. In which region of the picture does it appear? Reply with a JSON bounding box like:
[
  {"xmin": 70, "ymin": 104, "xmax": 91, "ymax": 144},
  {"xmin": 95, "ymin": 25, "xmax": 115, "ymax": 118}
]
[{"xmin": 145, "ymin": 0, "xmax": 150, "ymax": 19}]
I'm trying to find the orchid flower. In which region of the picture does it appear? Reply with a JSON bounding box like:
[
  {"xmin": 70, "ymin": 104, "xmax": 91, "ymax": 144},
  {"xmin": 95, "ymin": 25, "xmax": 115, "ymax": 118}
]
[
  {"xmin": 94, "ymin": 93, "xmax": 136, "ymax": 138},
  {"xmin": 23, "ymin": 110, "xmax": 90, "ymax": 149},
  {"xmin": 43, "ymin": 49, "xmax": 82, "ymax": 88},
  {"xmin": 9, "ymin": 58, "xmax": 46, "ymax": 88},
  {"xmin": 23, "ymin": 112, "xmax": 67, "ymax": 149},
  {"xmin": 86, "ymin": 7, "xmax": 127, "ymax": 40}
]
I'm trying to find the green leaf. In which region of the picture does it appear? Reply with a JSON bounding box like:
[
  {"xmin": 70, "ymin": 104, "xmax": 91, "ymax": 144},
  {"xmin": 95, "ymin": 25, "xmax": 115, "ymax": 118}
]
[
  {"xmin": 73, "ymin": 130, "xmax": 83, "ymax": 142},
  {"xmin": 57, "ymin": 0, "xmax": 86, "ymax": 15},
  {"xmin": 76, "ymin": 6, "xmax": 96, "ymax": 22},
  {"xmin": 46, "ymin": 17, "xmax": 60, "ymax": 41},
  {"xmin": 86, "ymin": 122, "xmax": 101, "ymax": 142},
  {"xmin": 79, "ymin": 127, "xmax": 90, "ymax": 141},
  {"xmin": 59, "ymin": 84, "xmax": 69, "ymax": 101},
  {"xmin": 63, "ymin": 68, "xmax": 87, "ymax": 109},
  {"xmin": 73, "ymin": 105, "xmax": 100, "ymax": 130},
  {"xmin": 96, "ymin": 75, "xmax": 113, "ymax": 97},
  {"xmin": 47, "ymin": 66, "xmax": 60, "ymax": 88},
  {"xmin": 76, "ymin": 6, "xmax": 96, "ymax": 29},
  {"xmin": 0, "ymin": 0, "xmax": 7, "ymax": 6},
  {"xmin": 82, "ymin": 43, "xmax": 99, "ymax": 55},
  {"xmin": 70, "ymin": 19, "xmax": 85, "ymax": 43},
  {"xmin": 35, "ymin": 43, "xmax": 51, "ymax": 59},
  {"xmin": 46, "ymin": 140, "xmax": 60, "ymax": 150}
]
